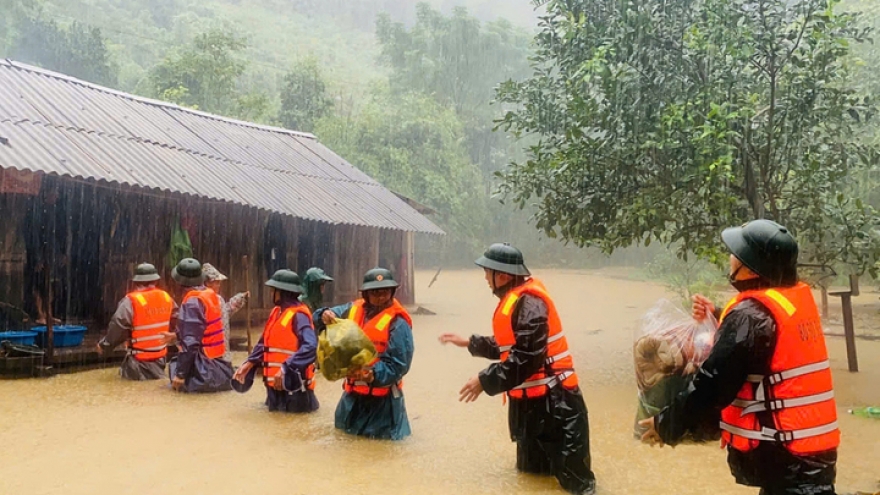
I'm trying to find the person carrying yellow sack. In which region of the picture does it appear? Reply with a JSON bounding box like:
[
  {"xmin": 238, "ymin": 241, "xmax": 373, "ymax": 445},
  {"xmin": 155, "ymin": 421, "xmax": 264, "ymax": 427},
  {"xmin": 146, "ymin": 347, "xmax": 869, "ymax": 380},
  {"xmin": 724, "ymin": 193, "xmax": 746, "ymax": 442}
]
[
  {"xmin": 640, "ymin": 220, "xmax": 839, "ymax": 495},
  {"xmin": 314, "ymin": 268, "xmax": 414, "ymax": 440}
]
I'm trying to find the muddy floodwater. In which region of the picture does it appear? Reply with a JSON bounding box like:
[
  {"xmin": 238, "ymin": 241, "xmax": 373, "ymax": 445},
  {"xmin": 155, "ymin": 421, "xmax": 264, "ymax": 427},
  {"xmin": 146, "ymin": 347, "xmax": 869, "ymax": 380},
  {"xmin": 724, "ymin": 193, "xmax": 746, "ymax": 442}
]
[{"xmin": 2, "ymin": 269, "xmax": 879, "ymax": 495}]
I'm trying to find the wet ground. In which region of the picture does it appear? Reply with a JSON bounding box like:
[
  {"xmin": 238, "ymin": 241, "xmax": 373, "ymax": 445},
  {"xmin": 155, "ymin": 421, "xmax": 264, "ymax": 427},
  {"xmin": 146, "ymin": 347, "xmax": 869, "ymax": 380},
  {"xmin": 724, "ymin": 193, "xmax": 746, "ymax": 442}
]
[{"xmin": 1, "ymin": 269, "xmax": 878, "ymax": 495}]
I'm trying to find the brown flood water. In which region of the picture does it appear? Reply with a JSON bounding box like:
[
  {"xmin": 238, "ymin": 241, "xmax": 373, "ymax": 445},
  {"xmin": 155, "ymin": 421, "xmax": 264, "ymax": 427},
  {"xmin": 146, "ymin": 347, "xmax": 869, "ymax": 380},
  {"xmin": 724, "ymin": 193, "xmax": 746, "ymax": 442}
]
[{"xmin": 1, "ymin": 269, "xmax": 878, "ymax": 495}]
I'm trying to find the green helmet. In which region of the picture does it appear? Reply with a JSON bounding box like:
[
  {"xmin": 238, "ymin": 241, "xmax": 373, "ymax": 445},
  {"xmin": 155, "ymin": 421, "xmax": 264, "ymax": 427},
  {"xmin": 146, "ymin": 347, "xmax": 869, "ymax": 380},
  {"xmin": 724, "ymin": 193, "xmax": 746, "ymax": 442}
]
[
  {"xmin": 172, "ymin": 258, "xmax": 204, "ymax": 287},
  {"xmin": 475, "ymin": 243, "xmax": 530, "ymax": 277},
  {"xmin": 265, "ymin": 269, "xmax": 304, "ymax": 294},
  {"xmin": 132, "ymin": 263, "xmax": 160, "ymax": 283},
  {"xmin": 722, "ymin": 219, "xmax": 799, "ymax": 286},
  {"xmin": 361, "ymin": 268, "xmax": 399, "ymax": 291},
  {"xmin": 304, "ymin": 267, "xmax": 334, "ymax": 284}
]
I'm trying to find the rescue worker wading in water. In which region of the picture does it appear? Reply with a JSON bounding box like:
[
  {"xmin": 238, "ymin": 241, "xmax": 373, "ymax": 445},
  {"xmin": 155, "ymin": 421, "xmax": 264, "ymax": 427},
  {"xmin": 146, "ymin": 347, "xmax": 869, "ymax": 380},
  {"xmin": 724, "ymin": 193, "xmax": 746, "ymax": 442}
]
[
  {"xmin": 440, "ymin": 243, "xmax": 597, "ymax": 495},
  {"xmin": 232, "ymin": 269, "xmax": 319, "ymax": 413},
  {"xmin": 168, "ymin": 258, "xmax": 234, "ymax": 393},
  {"xmin": 97, "ymin": 263, "xmax": 177, "ymax": 380},
  {"xmin": 314, "ymin": 268, "xmax": 414, "ymax": 441},
  {"xmin": 640, "ymin": 220, "xmax": 840, "ymax": 495}
]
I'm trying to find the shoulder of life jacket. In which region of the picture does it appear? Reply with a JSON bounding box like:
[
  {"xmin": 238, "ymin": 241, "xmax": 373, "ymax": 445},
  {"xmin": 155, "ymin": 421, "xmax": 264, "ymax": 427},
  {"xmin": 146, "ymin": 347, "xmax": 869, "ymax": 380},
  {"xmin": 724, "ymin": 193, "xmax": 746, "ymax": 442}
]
[
  {"xmin": 344, "ymin": 299, "xmax": 411, "ymax": 397},
  {"xmin": 262, "ymin": 305, "xmax": 316, "ymax": 391},
  {"xmin": 718, "ymin": 282, "xmax": 840, "ymax": 455},
  {"xmin": 183, "ymin": 289, "xmax": 226, "ymax": 360},
  {"xmin": 127, "ymin": 288, "xmax": 173, "ymax": 362},
  {"xmin": 491, "ymin": 278, "xmax": 579, "ymax": 399}
]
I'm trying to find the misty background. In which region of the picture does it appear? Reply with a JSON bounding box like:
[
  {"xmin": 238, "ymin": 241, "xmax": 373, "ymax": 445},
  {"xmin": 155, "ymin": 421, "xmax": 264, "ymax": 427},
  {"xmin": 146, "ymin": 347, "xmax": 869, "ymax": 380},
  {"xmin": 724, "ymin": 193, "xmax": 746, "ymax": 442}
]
[{"xmin": 2, "ymin": 0, "xmax": 880, "ymax": 295}]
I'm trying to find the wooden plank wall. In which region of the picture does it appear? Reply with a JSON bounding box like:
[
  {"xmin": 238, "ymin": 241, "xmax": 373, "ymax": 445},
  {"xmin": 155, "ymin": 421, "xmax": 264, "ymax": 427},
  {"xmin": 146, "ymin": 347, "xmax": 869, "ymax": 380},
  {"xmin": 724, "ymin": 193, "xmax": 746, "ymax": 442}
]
[{"xmin": 1, "ymin": 175, "xmax": 419, "ymax": 329}]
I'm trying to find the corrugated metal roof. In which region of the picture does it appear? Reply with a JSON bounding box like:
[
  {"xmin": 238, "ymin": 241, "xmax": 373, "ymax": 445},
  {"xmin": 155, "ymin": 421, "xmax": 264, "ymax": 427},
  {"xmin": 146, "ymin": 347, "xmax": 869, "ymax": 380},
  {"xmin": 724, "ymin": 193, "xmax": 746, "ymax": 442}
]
[{"xmin": 0, "ymin": 59, "xmax": 444, "ymax": 234}]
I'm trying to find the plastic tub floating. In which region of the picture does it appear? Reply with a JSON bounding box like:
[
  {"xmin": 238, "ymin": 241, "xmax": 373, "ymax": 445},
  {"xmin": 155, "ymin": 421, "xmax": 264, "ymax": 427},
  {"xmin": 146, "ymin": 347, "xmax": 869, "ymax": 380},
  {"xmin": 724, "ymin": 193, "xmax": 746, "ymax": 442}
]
[
  {"xmin": 0, "ymin": 331, "xmax": 39, "ymax": 346},
  {"xmin": 31, "ymin": 325, "xmax": 88, "ymax": 348}
]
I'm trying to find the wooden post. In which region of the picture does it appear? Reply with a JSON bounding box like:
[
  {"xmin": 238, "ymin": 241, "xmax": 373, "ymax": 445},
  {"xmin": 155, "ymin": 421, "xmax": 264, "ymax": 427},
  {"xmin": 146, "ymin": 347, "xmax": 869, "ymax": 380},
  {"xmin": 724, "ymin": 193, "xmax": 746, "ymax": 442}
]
[
  {"xmin": 406, "ymin": 231, "xmax": 415, "ymax": 297},
  {"xmin": 44, "ymin": 264, "xmax": 55, "ymax": 366},
  {"xmin": 368, "ymin": 227, "xmax": 380, "ymax": 270},
  {"xmin": 330, "ymin": 227, "xmax": 341, "ymax": 304},
  {"xmin": 830, "ymin": 274, "xmax": 860, "ymax": 373},
  {"xmin": 840, "ymin": 293, "xmax": 858, "ymax": 373},
  {"xmin": 243, "ymin": 255, "xmax": 252, "ymax": 353},
  {"xmin": 42, "ymin": 192, "xmax": 56, "ymax": 366}
]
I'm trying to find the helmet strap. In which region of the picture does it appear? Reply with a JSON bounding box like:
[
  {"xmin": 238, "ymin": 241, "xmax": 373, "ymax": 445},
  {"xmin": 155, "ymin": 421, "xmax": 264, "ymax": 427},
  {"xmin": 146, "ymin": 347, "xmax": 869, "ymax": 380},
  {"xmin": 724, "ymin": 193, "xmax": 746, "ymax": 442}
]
[
  {"xmin": 727, "ymin": 264, "xmax": 743, "ymax": 284},
  {"xmin": 363, "ymin": 288, "xmax": 395, "ymax": 310}
]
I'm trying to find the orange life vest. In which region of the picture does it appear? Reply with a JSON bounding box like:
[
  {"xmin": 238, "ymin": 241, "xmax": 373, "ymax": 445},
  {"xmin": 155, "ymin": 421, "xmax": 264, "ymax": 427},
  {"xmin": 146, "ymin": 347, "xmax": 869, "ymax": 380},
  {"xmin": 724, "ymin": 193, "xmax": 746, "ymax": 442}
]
[
  {"xmin": 492, "ymin": 278, "xmax": 579, "ymax": 399},
  {"xmin": 343, "ymin": 299, "xmax": 412, "ymax": 397},
  {"xmin": 182, "ymin": 288, "xmax": 226, "ymax": 360},
  {"xmin": 262, "ymin": 304, "xmax": 316, "ymax": 391},
  {"xmin": 719, "ymin": 282, "xmax": 839, "ymax": 455},
  {"xmin": 127, "ymin": 288, "xmax": 174, "ymax": 362}
]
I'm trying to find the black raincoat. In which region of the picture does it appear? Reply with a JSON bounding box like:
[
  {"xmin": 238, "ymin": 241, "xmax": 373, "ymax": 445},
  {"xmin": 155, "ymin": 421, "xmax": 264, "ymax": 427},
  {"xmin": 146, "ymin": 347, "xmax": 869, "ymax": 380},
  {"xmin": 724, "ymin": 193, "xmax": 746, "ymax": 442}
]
[
  {"xmin": 469, "ymin": 279, "xmax": 596, "ymax": 495},
  {"xmin": 655, "ymin": 285, "xmax": 837, "ymax": 495}
]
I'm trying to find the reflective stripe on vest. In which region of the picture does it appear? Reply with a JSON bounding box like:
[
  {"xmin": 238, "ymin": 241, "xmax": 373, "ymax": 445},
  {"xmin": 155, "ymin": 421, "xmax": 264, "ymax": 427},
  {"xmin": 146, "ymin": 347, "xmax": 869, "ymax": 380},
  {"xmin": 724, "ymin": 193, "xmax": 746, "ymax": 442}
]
[
  {"xmin": 512, "ymin": 370, "xmax": 575, "ymax": 391},
  {"xmin": 262, "ymin": 305, "xmax": 316, "ymax": 391},
  {"xmin": 183, "ymin": 289, "xmax": 226, "ymax": 360},
  {"xmin": 718, "ymin": 283, "xmax": 839, "ymax": 455},
  {"xmin": 492, "ymin": 278, "xmax": 579, "ymax": 399},
  {"xmin": 344, "ymin": 299, "xmax": 412, "ymax": 397},
  {"xmin": 127, "ymin": 288, "xmax": 173, "ymax": 362},
  {"xmin": 720, "ymin": 421, "xmax": 839, "ymax": 443},
  {"xmin": 498, "ymin": 331, "xmax": 566, "ymax": 354}
]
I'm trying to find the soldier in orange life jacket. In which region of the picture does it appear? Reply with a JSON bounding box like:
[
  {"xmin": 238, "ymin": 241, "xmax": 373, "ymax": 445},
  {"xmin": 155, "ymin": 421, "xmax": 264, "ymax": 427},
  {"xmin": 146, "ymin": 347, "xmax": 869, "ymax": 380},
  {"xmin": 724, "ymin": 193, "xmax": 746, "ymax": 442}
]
[
  {"xmin": 168, "ymin": 258, "xmax": 234, "ymax": 393},
  {"xmin": 639, "ymin": 220, "xmax": 839, "ymax": 495},
  {"xmin": 440, "ymin": 243, "xmax": 596, "ymax": 495},
  {"xmin": 97, "ymin": 263, "xmax": 177, "ymax": 380},
  {"xmin": 232, "ymin": 269, "xmax": 319, "ymax": 413},
  {"xmin": 315, "ymin": 268, "xmax": 414, "ymax": 441}
]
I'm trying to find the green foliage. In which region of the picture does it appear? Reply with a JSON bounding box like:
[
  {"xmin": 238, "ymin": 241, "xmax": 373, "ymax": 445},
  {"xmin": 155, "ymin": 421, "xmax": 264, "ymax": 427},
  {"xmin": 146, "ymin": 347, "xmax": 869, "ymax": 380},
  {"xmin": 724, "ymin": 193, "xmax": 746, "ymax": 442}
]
[
  {"xmin": 142, "ymin": 28, "xmax": 275, "ymax": 123},
  {"xmin": 644, "ymin": 248, "xmax": 727, "ymax": 305},
  {"xmin": 498, "ymin": 0, "xmax": 880, "ymax": 275},
  {"xmin": 375, "ymin": 3, "xmax": 558, "ymax": 263},
  {"xmin": 376, "ymin": 3, "xmax": 533, "ymax": 180},
  {"xmin": 279, "ymin": 57, "xmax": 334, "ymax": 133},
  {"xmin": 234, "ymin": 91, "xmax": 273, "ymax": 123},
  {"xmin": 316, "ymin": 87, "xmax": 487, "ymax": 254},
  {"xmin": 291, "ymin": 0, "xmax": 538, "ymax": 32},
  {"xmin": 146, "ymin": 29, "xmax": 249, "ymax": 115},
  {"xmin": 7, "ymin": 13, "xmax": 117, "ymax": 86},
  {"xmin": 146, "ymin": 0, "xmax": 178, "ymax": 29}
]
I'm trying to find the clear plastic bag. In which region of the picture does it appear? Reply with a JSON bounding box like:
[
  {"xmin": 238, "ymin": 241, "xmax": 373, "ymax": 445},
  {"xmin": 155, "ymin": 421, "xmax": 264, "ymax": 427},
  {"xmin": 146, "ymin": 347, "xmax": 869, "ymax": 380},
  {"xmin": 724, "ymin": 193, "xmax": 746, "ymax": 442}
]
[
  {"xmin": 633, "ymin": 299, "xmax": 717, "ymax": 439},
  {"xmin": 317, "ymin": 319, "xmax": 377, "ymax": 382}
]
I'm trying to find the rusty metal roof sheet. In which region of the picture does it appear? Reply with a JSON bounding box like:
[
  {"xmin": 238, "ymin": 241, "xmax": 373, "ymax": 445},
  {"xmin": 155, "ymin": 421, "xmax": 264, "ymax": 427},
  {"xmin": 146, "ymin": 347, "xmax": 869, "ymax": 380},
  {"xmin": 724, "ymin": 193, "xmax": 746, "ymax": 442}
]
[{"xmin": 0, "ymin": 59, "xmax": 444, "ymax": 234}]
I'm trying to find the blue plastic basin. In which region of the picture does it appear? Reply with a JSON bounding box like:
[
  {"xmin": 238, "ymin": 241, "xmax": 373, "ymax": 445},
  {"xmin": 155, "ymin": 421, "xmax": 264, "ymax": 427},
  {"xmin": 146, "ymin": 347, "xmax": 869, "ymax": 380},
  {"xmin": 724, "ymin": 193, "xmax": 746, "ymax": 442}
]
[
  {"xmin": 31, "ymin": 325, "xmax": 87, "ymax": 348},
  {"xmin": 0, "ymin": 331, "xmax": 39, "ymax": 346}
]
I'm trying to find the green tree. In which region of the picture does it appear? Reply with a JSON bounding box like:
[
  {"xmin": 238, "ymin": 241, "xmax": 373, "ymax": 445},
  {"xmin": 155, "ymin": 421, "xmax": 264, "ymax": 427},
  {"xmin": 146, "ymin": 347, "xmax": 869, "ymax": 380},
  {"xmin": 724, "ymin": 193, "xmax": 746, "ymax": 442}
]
[
  {"xmin": 316, "ymin": 87, "xmax": 487, "ymax": 256},
  {"xmin": 145, "ymin": 0, "xmax": 177, "ymax": 29},
  {"xmin": 278, "ymin": 57, "xmax": 334, "ymax": 133},
  {"xmin": 376, "ymin": 3, "xmax": 533, "ymax": 179},
  {"xmin": 7, "ymin": 14, "xmax": 117, "ymax": 86},
  {"xmin": 498, "ymin": 0, "xmax": 880, "ymax": 275},
  {"xmin": 147, "ymin": 29, "xmax": 250, "ymax": 117}
]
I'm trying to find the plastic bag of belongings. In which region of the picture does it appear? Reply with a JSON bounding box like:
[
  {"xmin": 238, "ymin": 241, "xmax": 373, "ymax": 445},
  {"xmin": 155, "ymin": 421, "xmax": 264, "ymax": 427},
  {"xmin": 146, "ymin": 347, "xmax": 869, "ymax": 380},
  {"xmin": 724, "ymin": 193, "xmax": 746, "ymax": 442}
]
[
  {"xmin": 317, "ymin": 319, "xmax": 377, "ymax": 381},
  {"xmin": 633, "ymin": 299, "xmax": 719, "ymax": 441}
]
